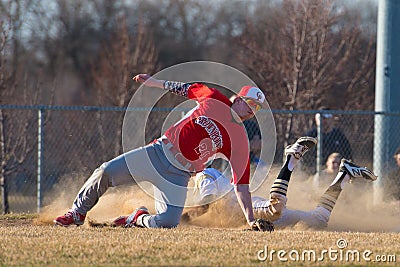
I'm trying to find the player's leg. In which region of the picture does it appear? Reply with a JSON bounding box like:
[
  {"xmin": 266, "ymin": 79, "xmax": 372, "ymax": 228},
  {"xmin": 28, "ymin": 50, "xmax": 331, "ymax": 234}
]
[
  {"xmin": 141, "ymin": 183, "xmax": 188, "ymax": 228},
  {"xmin": 53, "ymin": 148, "xmax": 145, "ymax": 227},
  {"xmin": 306, "ymin": 159, "xmax": 378, "ymax": 228},
  {"xmin": 272, "ymin": 159, "xmax": 377, "ymax": 229},
  {"xmin": 253, "ymin": 137, "xmax": 317, "ymax": 221},
  {"xmin": 272, "ymin": 208, "xmax": 310, "ymax": 228},
  {"xmin": 270, "ymin": 137, "xmax": 317, "ymax": 196},
  {"xmin": 114, "ymin": 173, "xmax": 190, "ymax": 228},
  {"xmin": 114, "ymin": 183, "xmax": 189, "ymax": 228},
  {"xmin": 112, "ymin": 141, "xmax": 192, "ymax": 228},
  {"xmin": 54, "ymin": 141, "xmax": 181, "ymax": 226},
  {"xmin": 71, "ymin": 154, "xmax": 133, "ymax": 214}
]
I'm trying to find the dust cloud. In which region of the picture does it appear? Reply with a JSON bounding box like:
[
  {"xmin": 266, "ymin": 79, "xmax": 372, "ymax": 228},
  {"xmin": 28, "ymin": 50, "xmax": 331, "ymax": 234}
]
[
  {"xmin": 36, "ymin": 167, "xmax": 399, "ymax": 232},
  {"xmin": 35, "ymin": 173, "xmax": 155, "ymax": 226}
]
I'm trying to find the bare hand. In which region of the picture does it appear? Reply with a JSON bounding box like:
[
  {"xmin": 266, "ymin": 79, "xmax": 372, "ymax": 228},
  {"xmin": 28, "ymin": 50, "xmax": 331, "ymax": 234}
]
[
  {"xmin": 132, "ymin": 74, "xmax": 164, "ymax": 88},
  {"xmin": 132, "ymin": 74, "xmax": 151, "ymax": 83}
]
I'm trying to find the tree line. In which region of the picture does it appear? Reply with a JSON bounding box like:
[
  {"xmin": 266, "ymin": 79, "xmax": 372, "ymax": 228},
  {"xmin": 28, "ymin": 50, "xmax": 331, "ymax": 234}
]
[{"xmin": 0, "ymin": 0, "xmax": 376, "ymax": 107}]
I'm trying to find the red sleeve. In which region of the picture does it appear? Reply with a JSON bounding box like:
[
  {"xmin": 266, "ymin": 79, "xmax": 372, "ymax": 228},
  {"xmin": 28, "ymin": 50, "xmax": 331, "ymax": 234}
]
[{"xmin": 187, "ymin": 83, "xmax": 226, "ymax": 102}]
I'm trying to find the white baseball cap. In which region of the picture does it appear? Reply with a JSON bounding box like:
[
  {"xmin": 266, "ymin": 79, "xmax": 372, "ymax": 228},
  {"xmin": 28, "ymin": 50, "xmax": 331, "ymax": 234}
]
[{"xmin": 237, "ymin": 86, "xmax": 267, "ymax": 109}]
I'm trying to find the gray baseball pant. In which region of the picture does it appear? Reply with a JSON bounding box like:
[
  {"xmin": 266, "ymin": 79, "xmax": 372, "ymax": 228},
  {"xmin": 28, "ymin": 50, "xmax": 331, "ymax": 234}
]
[{"xmin": 72, "ymin": 139, "xmax": 191, "ymax": 228}]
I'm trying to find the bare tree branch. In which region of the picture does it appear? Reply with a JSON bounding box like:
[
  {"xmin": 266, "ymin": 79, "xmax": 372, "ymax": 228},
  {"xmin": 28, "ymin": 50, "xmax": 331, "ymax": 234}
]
[
  {"xmin": 237, "ymin": 0, "xmax": 376, "ymax": 149},
  {"xmin": 89, "ymin": 15, "xmax": 158, "ymax": 158}
]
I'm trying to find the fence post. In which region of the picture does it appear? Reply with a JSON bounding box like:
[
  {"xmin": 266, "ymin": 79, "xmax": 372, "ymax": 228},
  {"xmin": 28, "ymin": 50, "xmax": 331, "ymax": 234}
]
[
  {"xmin": 0, "ymin": 110, "xmax": 10, "ymax": 214},
  {"xmin": 316, "ymin": 113, "xmax": 322, "ymax": 176},
  {"xmin": 0, "ymin": 175, "xmax": 9, "ymax": 214},
  {"xmin": 37, "ymin": 109, "xmax": 44, "ymax": 213}
]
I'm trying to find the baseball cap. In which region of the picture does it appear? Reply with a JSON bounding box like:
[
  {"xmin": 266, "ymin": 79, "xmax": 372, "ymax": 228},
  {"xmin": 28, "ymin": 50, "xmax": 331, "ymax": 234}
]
[{"xmin": 237, "ymin": 86, "xmax": 267, "ymax": 111}]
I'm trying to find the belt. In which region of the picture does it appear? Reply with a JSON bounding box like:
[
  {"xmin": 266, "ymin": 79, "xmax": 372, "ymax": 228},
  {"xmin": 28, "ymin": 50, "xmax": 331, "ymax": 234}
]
[{"xmin": 161, "ymin": 138, "xmax": 194, "ymax": 173}]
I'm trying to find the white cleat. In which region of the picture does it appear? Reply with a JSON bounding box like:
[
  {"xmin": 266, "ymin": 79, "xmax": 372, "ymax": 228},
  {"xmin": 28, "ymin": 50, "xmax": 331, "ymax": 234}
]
[
  {"xmin": 339, "ymin": 159, "xmax": 377, "ymax": 181},
  {"xmin": 285, "ymin": 136, "xmax": 318, "ymax": 159}
]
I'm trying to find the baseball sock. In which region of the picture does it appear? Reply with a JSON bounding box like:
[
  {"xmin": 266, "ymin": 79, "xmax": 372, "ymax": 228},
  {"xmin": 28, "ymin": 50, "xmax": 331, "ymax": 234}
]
[
  {"xmin": 269, "ymin": 155, "xmax": 295, "ymax": 196},
  {"xmin": 317, "ymin": 171, "xmax": 350, "ymax": 212},
  {"xmin": 136, "ymin": 214, "xmax": 157, "ymax": 228},
  {"xmin": 287, "ymin": 154, "xmax": 299, "ymax": 172}
]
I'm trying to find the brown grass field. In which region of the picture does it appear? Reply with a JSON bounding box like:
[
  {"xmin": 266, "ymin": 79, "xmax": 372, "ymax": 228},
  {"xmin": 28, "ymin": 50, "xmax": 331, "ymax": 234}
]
[
  {"xmin": 0, "ymin": 213, "xmax": 399, "ymax": 266},
  {"xmin": 1, "ymin": 168, "xmax": 399, "ymax": 266}
]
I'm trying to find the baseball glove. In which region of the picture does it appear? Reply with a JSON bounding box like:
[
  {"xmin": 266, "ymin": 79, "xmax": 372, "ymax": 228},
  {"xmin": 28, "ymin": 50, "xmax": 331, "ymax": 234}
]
[{"xmin": 251, "ymin": 219, "xmax": 274, "ymax": 232}]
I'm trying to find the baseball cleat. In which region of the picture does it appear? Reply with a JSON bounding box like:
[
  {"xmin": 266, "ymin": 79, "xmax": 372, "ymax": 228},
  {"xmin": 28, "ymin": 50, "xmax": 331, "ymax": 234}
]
[
  {"xmin": 112, "ymin": 206, "xmax": 149, "ymax": 228},
  {"xmin": 54, "ymin": 209, "xmax": 86, "ymax": 227},
  {"xmin": 339, "ymin": 159, "xmax": 377, "ymax": 181},
  {"xmin": 285, "ymin": 136, "xmax": 318, "ymax": 159}
]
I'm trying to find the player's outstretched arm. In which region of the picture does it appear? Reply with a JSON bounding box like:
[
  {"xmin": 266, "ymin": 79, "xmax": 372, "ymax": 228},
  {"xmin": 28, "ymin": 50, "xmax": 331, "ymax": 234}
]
[
  {"xmin": 133, "ymin": 74, "xmax": 164, "ymax": 88},
  {"xmin": 133, "ymin": 73, "xmax": 191, "ymax": 97}
]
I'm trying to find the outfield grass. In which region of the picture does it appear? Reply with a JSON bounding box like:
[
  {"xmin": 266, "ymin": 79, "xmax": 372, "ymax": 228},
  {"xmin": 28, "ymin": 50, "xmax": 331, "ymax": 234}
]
[{"xmin": 0, "ymin": 214, "xmax": 398, "ymax": 266}]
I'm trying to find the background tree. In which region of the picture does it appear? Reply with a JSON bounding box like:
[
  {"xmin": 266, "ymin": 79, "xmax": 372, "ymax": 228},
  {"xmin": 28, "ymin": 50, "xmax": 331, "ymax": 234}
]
[
  {"xmin": 237, "ymin": 0, "xmax": 376, "ymax": 152},
  {"xmin": 0, "ymin": 0, "xmax": 56, "ymax": 213},
  {"xmin": 89, "ymin": 16, "xmax": 158, "ymax": 158}
]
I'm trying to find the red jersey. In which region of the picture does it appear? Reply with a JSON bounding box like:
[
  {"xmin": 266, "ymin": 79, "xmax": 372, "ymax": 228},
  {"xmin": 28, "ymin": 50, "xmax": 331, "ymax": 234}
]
[{"xmin": 164, "ymin": 83, "xmax": 251, "ymax": 185}]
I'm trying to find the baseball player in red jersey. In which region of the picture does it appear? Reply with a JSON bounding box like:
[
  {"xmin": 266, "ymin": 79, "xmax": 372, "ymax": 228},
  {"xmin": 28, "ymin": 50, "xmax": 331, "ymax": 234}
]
[{"xmin": 54, "ymin": 73, "xmax": 269, "ymax": 230}]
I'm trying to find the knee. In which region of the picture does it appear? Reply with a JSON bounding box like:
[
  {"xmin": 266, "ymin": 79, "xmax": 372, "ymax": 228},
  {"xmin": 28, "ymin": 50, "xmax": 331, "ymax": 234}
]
[
  {"xmin": 100, "ymin": 162, "xmax": 116, "ymax": 184},
  {"xmin": 89, "ymin": 162, "xmax": 112, "ymax": 188},
  {"xmin": 100, "ymin": 162, "xmax": 111, "ymax": 175}
]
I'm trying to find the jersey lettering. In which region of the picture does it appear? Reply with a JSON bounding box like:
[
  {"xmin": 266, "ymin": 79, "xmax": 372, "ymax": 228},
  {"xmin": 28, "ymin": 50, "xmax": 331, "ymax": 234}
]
[{"xmin": 194, "ymin": 116, "xmax": 223, "ymax": 150}]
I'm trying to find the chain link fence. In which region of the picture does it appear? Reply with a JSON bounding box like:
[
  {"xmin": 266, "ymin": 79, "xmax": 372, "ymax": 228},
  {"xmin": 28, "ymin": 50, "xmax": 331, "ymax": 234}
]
[{"xmin": 1, "ymin": 105, "xmax": 399, "ymax": 213}]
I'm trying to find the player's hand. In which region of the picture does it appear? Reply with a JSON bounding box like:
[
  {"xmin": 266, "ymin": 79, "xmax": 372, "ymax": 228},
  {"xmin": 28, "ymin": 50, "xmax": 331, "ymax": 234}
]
[
  {"xmin": 133, "ymin": 74, "xmax": 151, "ymax": 83},
  {"xmin": 250, "ymin": 219, "xmax": 274, "ymax": 232},
  {"xmin": 133, "ymin": 74, "xmax": 164, "ymax": 88}
]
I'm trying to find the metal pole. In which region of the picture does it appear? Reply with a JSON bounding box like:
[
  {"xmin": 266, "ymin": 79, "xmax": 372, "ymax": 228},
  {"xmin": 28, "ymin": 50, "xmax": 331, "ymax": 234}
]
[
  {"xmin": 374, "ymin": 0, "xmax": 400, "ymax": 203},
  {"xmin": 0, "ymin": 110, "xmax": 10, "ymax": 214},
  {"xmin": 316, "ymin": 113, "xmax": 322, "ymax": 176},
  {"xmin": 37, "ymin": 109, "xmax": 44, "ymax": 213}
]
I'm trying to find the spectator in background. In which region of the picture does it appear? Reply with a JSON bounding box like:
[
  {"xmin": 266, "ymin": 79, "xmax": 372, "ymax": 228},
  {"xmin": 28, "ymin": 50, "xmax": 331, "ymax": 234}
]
[
  {"xmin": 383, "ymin": 148, "xmax": 400, "ymax": 201},
  {"xmin": 302, "ymin": 107, "xmax": 352, "ymax": 175},
  {"xmin": 312, "ymin": 152, "xmax": 342, "ymax": 189}
]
